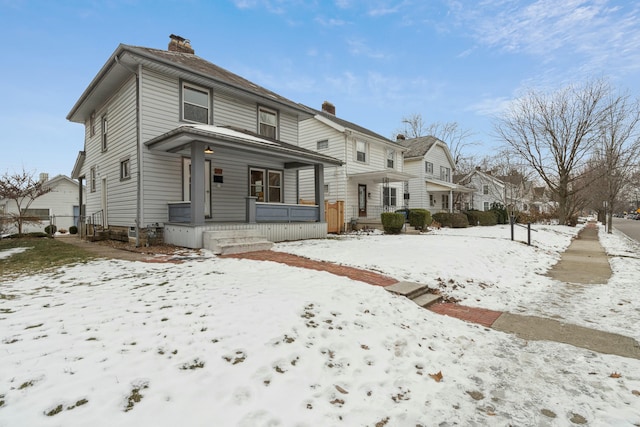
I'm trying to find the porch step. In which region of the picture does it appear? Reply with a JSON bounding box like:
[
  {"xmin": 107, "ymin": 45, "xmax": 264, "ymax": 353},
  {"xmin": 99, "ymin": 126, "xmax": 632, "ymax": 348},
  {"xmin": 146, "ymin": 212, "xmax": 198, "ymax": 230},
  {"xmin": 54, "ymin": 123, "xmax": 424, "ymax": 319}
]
[
  {"xmin": 385, "ymin": 281, "xmax": 442, "ymax": 308},
  {"xmin": 203, "ymin": 229, "xmax": 273, "ymax": 255}
]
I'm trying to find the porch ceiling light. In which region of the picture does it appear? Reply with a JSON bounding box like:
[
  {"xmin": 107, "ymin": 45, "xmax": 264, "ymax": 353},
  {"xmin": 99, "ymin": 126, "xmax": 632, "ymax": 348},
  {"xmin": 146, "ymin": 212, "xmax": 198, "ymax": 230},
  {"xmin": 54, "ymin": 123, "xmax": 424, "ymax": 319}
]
[{"xmin": 204, "ymin": 146, "xmax": 214, "ymax": 154}]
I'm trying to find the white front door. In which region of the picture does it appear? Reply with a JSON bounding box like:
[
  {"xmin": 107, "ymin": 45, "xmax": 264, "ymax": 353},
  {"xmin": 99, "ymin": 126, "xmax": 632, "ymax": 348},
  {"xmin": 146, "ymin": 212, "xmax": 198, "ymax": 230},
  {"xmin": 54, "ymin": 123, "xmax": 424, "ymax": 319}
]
[{"xmin": 183, "ymin": 158, "xmax": 211, "ymax": 217}]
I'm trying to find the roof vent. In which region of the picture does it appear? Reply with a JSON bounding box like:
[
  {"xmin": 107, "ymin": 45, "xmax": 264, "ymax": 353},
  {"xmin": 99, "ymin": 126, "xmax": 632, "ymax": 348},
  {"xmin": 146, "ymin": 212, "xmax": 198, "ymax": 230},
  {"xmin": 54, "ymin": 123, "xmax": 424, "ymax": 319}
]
[{"xmin": 168, "ymin": 34, "xmax": 194, "ymax": 54}]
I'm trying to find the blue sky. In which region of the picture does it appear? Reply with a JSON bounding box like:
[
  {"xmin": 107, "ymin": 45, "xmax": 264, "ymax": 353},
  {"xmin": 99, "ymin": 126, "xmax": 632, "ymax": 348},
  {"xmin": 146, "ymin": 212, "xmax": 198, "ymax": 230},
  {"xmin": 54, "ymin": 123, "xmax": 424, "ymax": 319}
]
[{"xmin": 2, "ymin": 0, "xmax": 640, "ymax": 178}]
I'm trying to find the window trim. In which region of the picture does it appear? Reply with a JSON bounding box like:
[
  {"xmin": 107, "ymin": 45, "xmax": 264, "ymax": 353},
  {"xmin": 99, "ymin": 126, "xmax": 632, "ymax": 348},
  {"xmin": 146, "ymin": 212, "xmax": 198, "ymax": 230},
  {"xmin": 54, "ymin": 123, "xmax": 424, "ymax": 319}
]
[
  {"xmin": 383, "ymin": 187, "xmax": 397, "ymax": 207},
  {"xmin": 386, "ymin": 149, "xmax": 395, "ymax": 169},
  {"xmin": 317, "ymin": 139, "xmax": 329, "ymax": 150},
  {"xmin": 425, "ymin": 161, "xmax": 433, "ymax": 174},
  {"xmin": 257, "ymin": 106, "xmax": 278, "ymax": 140},
  {"xmin": 440, "ymin": 166, "xmax": 451, "ymax": 182},
  {"xmin": 22, "ymin": 208, "xmax": 50, "ymax": 221},
  {"xmin": 249, "ymin": 167, "xmax": 284, "ymax": 203},
  {"xmin": 483, "ymin": 184, "xmax": 489, "ymax": 195},
  {"xmin": 483, "ymin": 201, "xmax": 490, "ymax": 211},
  {"xmin": 181, "ymin": 81, "xmax": 211, "ymax": 124},
  {"xmin": 101, "ymin": 115, "xmax": 108, "ymax": 152},
  {"xmin": 90, "ymin": 167, "xmax": 96, "ymax": 193},
  {"xmin": 356, "ymin": 140, "xmax": 367, "ymax": 163},
  {"xmin": 120, "ymin": 158, "xmax": 131, "ymax": 181}
]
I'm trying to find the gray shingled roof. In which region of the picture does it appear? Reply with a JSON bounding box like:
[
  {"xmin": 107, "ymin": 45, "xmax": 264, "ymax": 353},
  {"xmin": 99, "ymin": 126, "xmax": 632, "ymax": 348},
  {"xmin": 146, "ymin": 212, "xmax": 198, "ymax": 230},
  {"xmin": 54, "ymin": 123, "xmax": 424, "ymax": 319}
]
[
  {"xmin": 304, "ymin": 106, "xmax": 394, "ymax": 143},
  {"xmin": 396, "ymin": 135, "xmax": 442, "ymax": 158},
  {"xmin": 128, "ymin": 45, "xmax": 310, "ymax": 114}
]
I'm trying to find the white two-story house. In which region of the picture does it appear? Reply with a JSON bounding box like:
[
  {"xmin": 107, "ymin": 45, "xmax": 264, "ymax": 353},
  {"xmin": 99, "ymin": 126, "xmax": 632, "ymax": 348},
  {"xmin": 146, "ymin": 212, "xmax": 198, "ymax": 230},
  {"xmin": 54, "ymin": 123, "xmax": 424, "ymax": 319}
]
[
  {"xmin": 67, "ymin": 35, "xmax": 341, "ymax": 248},
  {"xmin": 298, "ymin": 102, "xmax": 413, "ymax": 231},
  {"xmin": 398, "ymin": 135, "xmax": 471, "ymax": 213}
]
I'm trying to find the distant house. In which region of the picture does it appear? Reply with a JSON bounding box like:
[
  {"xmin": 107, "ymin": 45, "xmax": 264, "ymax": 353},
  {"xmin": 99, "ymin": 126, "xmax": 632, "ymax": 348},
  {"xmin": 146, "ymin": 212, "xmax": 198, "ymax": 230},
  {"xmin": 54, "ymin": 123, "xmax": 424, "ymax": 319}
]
[
  {"xmin": 0, "ymin": 174, "xmax": 84, "ymax": 234},
  {"xmin": 397, "ymin": 135, "xmax": 472, "ymax": 213},
  {"xmin": 459, "ymin": 167, "xmax": 528, "ymax": 211},
  {"xmin": 67, "ymin": 35, "xmax": 341, "ymax": 249},
  {"xmin": 298, "ymin": 102, "xmax": 412, "ymax": 231}
]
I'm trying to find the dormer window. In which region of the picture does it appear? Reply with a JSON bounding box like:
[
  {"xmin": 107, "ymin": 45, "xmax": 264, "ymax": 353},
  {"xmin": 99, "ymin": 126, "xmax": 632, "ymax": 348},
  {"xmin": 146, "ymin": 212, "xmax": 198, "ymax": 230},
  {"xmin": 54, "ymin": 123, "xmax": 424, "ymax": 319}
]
[
  {"xmin": 258, "ymin": 107, "xmax": 277, "ymax": 139},
  {"xmin": 182, "ymin": 83, "xmax": 210, "ymax": 124}
]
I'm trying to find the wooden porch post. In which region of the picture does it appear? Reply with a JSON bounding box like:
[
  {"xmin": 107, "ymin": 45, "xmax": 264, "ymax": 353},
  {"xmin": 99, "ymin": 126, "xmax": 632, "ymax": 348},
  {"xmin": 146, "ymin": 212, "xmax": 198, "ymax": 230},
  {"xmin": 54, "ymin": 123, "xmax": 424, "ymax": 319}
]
[
  {"xmin": 314, "ymin": 163, "xmax": 325, "ymax": 222},
  {"xmin": 190, "ymin": 142, "xmax": 205, "ymax": 225}
]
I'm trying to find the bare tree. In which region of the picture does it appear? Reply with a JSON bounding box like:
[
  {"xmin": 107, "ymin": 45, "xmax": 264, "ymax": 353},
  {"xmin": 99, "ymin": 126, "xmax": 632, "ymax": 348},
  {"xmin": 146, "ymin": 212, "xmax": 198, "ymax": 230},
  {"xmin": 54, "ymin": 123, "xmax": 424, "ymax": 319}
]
[
  {"xmin": 595, "ymin": 91, "xmax": 640, "ymax": 232},
  {"xmin": 0, "ymin": 169, "xmax": 52, "ymax": 235},
  {"xmin": 396, "ymin": 113, "xmax": 477, "ymax": 170},
  {"xmin": 494, "ymin": 79, "xmax": 611, "ymax": 225}
]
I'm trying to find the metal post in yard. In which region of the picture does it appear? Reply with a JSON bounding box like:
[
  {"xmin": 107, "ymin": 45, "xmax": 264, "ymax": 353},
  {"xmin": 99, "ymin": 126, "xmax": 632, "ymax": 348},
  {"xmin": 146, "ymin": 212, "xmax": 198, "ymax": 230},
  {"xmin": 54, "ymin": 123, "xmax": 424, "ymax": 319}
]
[
  {"xmin": 510, "ymin": 215, "xmax": 514, "ymax": 241},
  {"xmin": 528, "ymin": 222, "xmax": 531, "ymax": 246}
]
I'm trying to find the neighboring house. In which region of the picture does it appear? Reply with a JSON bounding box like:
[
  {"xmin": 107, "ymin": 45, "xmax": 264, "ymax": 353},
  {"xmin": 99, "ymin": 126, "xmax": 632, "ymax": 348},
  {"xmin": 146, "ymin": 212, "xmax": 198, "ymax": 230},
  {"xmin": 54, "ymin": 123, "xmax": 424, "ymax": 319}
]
[
  {"xmin": 67, "ymin": 35, "xmax": 341, "ymax": 249},
  {"xmin": 0, "ymin": 174, "xmax": 85, "ymax": 234},
  {"xmin": 398, "ymin": 135, "xmax": 471, "ymax": 213},
  {"xmin": 298, "ymin": 102, "xmax": 413, "ymax": 230},
  {"xmin": 457, "ymin": 167, "xmax": 520, "ymax": 212}
]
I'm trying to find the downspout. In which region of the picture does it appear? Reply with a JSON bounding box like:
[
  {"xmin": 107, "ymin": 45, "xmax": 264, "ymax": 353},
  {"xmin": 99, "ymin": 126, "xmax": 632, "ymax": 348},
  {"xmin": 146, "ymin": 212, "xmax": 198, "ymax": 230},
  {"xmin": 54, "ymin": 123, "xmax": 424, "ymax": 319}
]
[{"xmin": 115, "ymin": 55, "xmax": 142, "ymax": 247}]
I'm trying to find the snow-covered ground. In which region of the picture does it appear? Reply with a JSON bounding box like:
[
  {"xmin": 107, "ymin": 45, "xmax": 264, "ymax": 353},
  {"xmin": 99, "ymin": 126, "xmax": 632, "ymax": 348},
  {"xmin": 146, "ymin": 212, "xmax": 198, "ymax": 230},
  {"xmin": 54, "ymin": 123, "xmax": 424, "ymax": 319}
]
[{"xmin": 1, "ymin": 224, "xmax": 639, "ymax": 426}]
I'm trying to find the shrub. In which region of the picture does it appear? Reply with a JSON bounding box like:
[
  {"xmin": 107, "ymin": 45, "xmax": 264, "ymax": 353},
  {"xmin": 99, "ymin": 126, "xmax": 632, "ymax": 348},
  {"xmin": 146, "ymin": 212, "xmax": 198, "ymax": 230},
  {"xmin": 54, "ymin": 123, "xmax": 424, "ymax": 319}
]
[
  {"xmin": 490, "ymin": 202, "xmax": 509, "ymax": 224},
  {"xmin": 432, "ymin": 212, "xmax": 452, "ymax": 227},
  {"xmin": 394, "ymin": 208, "xmax": 410, "ymax": 222},
  {"xmin": 408, "ymin": 209, "xmax": 431, "ymax": 230},
  {"xmin": 44, "ymin": 225, "xmax": 57, "ymax": 235},
  {"xmin": 381, "ymin": 212, "xmax": 405, "ymax": 234},
  {"xmin": 69, "ymin": 225, "xmax": 78, "ymax": 235},
  {"xmin": 451, "ymin": 213, "xmax": 469, "ymax": 228},
  {"xmin": 465, "ymin": 210, "xmax": 497, "ymax": 226}
]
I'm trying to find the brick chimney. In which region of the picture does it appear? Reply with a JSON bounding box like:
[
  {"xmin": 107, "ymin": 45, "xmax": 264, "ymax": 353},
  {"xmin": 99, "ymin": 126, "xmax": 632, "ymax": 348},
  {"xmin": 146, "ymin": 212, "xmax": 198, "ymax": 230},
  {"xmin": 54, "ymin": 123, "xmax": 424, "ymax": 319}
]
[
  {"xmin": 396, "ymin": 134, "xmax": 406, "ymax": 142},
  {"xmin": 168, "ymin": 34, "xmax": 194, "ymax": 54},
  {"xmin": 39, "ymin": 173, "xmax": 49, "ymax": 182},
  {"xmin": 321, "ymin": 101, "xmax": 335, "ymax": 115}
]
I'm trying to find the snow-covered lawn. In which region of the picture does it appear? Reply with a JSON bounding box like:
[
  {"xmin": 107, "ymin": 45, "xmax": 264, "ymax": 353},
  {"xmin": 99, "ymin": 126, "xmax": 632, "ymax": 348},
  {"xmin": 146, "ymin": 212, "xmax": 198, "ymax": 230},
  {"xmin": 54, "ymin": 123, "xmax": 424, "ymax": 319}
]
[{"xmin": 1, "ymin": 224, "xmax": 639, "ymax": 426}]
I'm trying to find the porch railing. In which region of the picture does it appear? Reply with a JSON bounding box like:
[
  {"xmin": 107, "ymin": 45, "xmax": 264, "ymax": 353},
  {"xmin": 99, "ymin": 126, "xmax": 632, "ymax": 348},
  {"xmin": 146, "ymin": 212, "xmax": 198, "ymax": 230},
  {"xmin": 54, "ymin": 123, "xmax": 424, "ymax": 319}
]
[{"xmin": 167, "ymin": 201, "xmax": 319, "ymax": 223}]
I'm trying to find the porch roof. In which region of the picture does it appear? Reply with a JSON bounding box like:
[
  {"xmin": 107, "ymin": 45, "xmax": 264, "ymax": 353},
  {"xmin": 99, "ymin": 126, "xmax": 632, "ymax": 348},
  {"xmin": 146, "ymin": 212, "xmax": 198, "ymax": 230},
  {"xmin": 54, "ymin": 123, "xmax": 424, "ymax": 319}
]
[
  {"xmin": 145, "ymin": 124, "xmax": 343, "ymax": 167},
  {"xmin": 426, "ymin": 178, "xmax": 474, "ymax": 192},
  {"xmin": 347, "ymin": 170, "xmax": 415, "ymax": 183}
]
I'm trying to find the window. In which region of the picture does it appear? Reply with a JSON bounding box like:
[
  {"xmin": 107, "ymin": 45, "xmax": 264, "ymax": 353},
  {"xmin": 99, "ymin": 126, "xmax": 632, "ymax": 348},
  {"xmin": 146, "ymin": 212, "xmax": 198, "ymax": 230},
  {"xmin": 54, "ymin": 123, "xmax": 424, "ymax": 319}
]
[
  {"xmin": 317, "ymin": 139, "xmax": 329, "ymax": 150},
  {"xmin": 425, "ymin": 162, "xmax": 433, "ymax": 174},
  {"xmin": 429, "ymin": 194, "xmax": 436, "ymax": 206},
  {"xmin": 268, "ymin": 171, "xmax": 282, "ymax": 203},
  {"xmin": 483, "ymin": 184, "xmax": 489, "ymax": 195},
  {"xmin": 324, "ymin": 184, "xmax": 330, "ymax": 194},
  {"xmin": 383, "ymin": 187, "xmax": 397, "ymax": 207},
  {"xmin": 442, "ymin": 194, "xmax": 449, "ymax": 209},
  {"xmin": 22, "ymin": 208, "xmax": 49, "ymax": 220},
  {"xmin": 90, "ymin": 167, "xmax": 96, "ymax": 192},
  {"xmin": 249, "ymin": 168, "xmax": 282, "ymax": 202},
  {"xmin": 440, "ymin": 166, "xmax": 451, "ymax": 182},
  {"xmin": 182, "ymin": 83, "xmax": 210, "ymax": 124},
  {"xmin": 386, "ymin": 149, "xmax": 395, "ymax": 169},
  {"xmin": 483, "ymin": 202, "xmax": 490, "ymax": 211},
  {"xmin": 120, "ymin": 159, "xmax": 131, "ymax": 180},
  {"xmin": 101, "ymin": 116, "xmax": 108, "ymax": 152},
  {"xmin": 356, "ymin": 140, "xmax": 367, "ymax": 163},
  {"xmin": 258, "ymin": 107, "xmax": 277, "ymax": 139}
]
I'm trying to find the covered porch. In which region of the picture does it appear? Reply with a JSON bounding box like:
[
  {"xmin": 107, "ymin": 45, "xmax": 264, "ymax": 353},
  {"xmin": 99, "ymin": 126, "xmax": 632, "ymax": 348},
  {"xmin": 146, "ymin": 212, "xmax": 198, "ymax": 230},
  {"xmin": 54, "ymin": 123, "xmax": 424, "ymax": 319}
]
[
  {"xmin": 145, "ymin": 124, "xmax": 342, "ymax": 248},
  {"xmin": 425, "ymin": 178, "xmax": 474, "ymax": 213}
]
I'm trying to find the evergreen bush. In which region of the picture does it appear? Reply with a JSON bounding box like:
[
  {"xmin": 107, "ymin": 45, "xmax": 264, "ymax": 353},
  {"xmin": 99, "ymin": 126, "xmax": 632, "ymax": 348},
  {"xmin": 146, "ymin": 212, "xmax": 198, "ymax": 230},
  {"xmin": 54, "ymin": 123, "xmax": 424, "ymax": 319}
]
[
  {"xmin": 408, "ymin": 209, "xmax": 431, "ymax": 230},
  {"xmin": 44, "ymin": 225, "xmax": 57, "ymax": 235},
  {"xmin": 69, "ymin": 225, "xmax": 78, "ymax": 235},
  {"xmin": 381, "ymin": 212, "xmax": 405, "ymax": 234}
]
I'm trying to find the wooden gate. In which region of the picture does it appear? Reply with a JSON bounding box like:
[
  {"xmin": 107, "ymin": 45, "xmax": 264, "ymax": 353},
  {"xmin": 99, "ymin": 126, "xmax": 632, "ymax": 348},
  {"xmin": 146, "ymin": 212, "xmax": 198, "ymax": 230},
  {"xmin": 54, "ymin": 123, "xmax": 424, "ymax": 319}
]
[{"xmin": 325, "ymin": 200, "xmax": 344, "ymax": 234}]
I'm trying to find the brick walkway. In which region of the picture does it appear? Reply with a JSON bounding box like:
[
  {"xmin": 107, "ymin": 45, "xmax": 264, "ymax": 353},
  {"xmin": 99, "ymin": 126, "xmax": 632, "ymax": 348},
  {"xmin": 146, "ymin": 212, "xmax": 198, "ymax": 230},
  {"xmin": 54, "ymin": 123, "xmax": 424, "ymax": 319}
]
[
  {"xmin": 221, "ymin": 250, "xmax": 397, "ymax": 286},
  {"xmin": 223, "ymin": 250, "xmax": 505, "ymax": 327},
  {"xmin": 429, "ymin": 302, "xmax": 503, "ymax": 327}
]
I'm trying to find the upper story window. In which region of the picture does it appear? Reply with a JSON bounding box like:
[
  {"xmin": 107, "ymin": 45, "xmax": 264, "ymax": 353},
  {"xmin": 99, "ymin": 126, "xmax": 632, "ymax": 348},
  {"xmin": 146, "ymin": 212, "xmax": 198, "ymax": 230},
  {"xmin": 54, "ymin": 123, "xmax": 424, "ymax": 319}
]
[
  {"xmin": 356, "ymin": 140, "xmax": 367, "ymax": 163},
  {"xmin": 120, "ymin": 158, "xmax": 131, "ymax": 180},
  {"xmin": 386, "ymin": 149, "xmax": 395, "ymax": 169},
  {"xmin": 182, "ymin": 83, "xmax": 210, "ymax": 124},
  {"xmin": 440, "ymin": 166, "xmax": 451, "ymax": 182},
  {"xmin": 90, "ymin": 167, "xmax": 96, "ymax": 192},
  {"xmin": 101, "ymin": 116, "xmax": 108, "ymax": 152},
  {"xmin": 258, "ymin": 107, "xmax": 278, "ymax": 139},
  {"xmin": 483, "ymin": 184, "xmax": 489, "ymax": 195},
  {"xmin": 425, "ymin": 161, "xmax": 433, "ymax": 174},
  {"xmin": 317, "ymin": 139, "xmax": 329, "ymax": 150}
]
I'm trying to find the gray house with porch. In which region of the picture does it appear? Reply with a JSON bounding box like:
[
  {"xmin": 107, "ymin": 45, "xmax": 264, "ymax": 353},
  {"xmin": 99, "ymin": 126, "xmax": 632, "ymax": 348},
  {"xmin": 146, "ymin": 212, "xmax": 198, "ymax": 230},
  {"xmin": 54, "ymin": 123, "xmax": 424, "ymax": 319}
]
[{"xmin": 67, "ymin": 35, "xmax": 341, "ymax": 249}]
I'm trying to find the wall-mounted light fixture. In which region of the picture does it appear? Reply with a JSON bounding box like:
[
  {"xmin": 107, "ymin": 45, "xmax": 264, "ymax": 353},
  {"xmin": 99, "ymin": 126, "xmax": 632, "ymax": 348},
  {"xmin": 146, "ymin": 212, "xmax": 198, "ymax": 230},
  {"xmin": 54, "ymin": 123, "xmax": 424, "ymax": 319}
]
[{"xmin": 204, "ymin": 146, "xmax": 214, "ymax": 154}]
